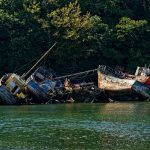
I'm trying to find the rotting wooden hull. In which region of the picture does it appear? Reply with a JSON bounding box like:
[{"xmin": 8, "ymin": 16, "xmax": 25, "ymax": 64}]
[
  {"xmin": 0, "ymin": 85, "xmax": 17, "ymax": 105},
  {"xmin": 133, "ymin": 76, "xmax": 149, "ymax": 85},
  {"xmin": 97, "ymin": 70, "xmax": 139, "ymax": 100},
  {"xmin": 98, "ymin": 69, "xmax": 150, "ymax": 100},
  {"xmin": 98, "ymin": 65, "xmax": 149, "ymax": 84}
]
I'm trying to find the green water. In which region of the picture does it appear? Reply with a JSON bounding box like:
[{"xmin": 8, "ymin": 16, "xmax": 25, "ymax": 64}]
[{"xmin": 0, "ymin": 102, "xmax": 149, "ymax": 150}]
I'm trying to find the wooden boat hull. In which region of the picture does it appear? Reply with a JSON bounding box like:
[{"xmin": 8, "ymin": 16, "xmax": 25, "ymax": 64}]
[
  {"xmin": 98, "ymin": 70, "xmax": 135, "ymax": 90},
  {"xmin": 98, "ymin": 69, "xmax": 145, "ymax": 100},
  {"xmin": 0, "ymin": 85, "xmax": 17, "ymax": 105},
  {"xmin": 135, "ymin": 76, "xmax": 149, "ymax": 85},
  {"xmin": 98, "ymin": 68, "xmax": 150, "ymax": 100}
]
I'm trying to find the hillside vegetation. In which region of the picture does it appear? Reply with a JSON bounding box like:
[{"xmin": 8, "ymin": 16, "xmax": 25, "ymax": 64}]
[{"xmin": 0, "ymin": 0, "xmax": 150, "ymax": 75}]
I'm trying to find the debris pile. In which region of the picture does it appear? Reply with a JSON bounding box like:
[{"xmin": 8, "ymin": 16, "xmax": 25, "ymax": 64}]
[{"xmin": 0, "ymin": 43, "xmax": 150, "ymax": 105}]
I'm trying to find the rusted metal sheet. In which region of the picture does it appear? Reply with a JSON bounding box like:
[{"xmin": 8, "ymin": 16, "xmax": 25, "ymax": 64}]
[
  {"xmin": 145, "ymin": 77, "xmax": 150, "ymax": 86},
  {"xmin": 27, "ymin": 80, "xmax": 51, "ymax": 103},
  {"xmin": 26, "ymin": 66, "xmax": 63, "ymax": 103},
  {"xmin": 132, "ymin": 81, "xmax": 150, "ymax": 98}
]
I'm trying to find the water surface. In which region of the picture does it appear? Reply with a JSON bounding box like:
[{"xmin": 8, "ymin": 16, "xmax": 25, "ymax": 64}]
[{"xmin": 0, "ymin": 102, "xmax": 150, "ymax": 150}]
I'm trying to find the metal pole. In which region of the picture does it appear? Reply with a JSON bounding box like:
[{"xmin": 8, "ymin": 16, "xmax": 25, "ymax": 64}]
[
  {"xmin": 22, "ymin": 42, "xmax": 57, "ymax": 79},
  {"xmin": 53, "ymin": 69, "xmax": 97, "ymax": 80}
]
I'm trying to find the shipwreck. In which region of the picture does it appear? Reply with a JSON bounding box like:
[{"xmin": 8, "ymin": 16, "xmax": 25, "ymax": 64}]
[{"xmin": 0, "ymin": 43, "xmax": 150, "ymax": 105}]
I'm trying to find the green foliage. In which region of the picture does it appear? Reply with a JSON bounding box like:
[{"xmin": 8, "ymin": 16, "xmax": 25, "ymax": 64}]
[
  {"xmin": 116, "ymin": 17, "xmax": 148, "ymax": 41},
  {"xmin": 48, "ymin": 0, "xmax": 91, "ymax": 40},
  {"xmin": 0, "ymin": 0, "xmax": 150, "ymax": 75}
]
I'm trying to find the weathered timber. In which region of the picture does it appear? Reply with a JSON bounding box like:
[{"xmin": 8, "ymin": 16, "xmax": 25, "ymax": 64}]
[{"xmin": 98, "ymin": 66, "xmax": 150, "ymax": 100}]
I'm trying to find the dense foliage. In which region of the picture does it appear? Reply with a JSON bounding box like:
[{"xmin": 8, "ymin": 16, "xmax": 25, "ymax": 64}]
[{"xmin": 0, "ymin": 0, "xmax": 150, "ymax": 75}]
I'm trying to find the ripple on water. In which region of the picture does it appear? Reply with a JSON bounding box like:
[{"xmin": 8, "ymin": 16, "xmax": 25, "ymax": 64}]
[{"xmin": 0, "ymin": 103, "xmax": 150, "ymax": 150}]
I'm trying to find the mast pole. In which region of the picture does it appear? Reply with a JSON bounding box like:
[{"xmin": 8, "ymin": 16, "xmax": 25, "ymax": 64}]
[
  {"xmin": 22, "ymin": 42, "xmax": 57, "ymax": 79},
  {"xmin": 53, "ymin": 69, "xmax": 97, "ymax": 80}
]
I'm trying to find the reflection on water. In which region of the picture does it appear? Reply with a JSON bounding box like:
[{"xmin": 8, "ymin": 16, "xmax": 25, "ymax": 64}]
[{"xmin": 0, "ymin": 102, "xmax": 150, "ymax": 150}]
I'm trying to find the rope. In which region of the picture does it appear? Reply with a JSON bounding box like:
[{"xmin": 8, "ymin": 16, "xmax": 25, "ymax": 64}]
[
  {"xmin": 22, "ymin": 43, "xmax": 57, "ymax": 79},
  {"xmin": 14, "ymin": 55, "xmax": 42, "ymax": 73},
  {"xmin": 14, "ymin": 43, "xmax": 57, "ymax": 75}
]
